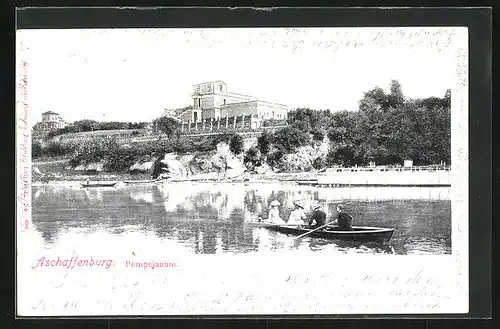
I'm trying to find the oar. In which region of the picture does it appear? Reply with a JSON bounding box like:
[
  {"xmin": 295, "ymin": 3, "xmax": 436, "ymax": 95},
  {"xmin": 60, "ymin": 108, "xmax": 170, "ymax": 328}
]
[{"xmin": 295, "ymin": 220, "xmax": 336, "ymax": 239}]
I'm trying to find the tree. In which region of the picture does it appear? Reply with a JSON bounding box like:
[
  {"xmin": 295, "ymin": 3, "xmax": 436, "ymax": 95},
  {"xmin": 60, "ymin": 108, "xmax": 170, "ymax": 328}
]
[
  {"xmin": 229, "ymin": 134, "xmax": 244, "ymax": 155},
  {"xmin": 154, "ymin": 116, "xmax": 180, "ymax": 139},
  {"xmin": 387, "ymin": 79, "xmax": 405, "ymax": 108},
  {"xmin": 272, "ymin": 126, "xmax": 310, "ymax": 153},
  {"xmin": 257, "ymin": 131, "xmax": 273, "ymax": 155},
  {"xmin": 287, "ymin": 108, "xmax": 332, "ymax": 134},
  {"xmin": 74, "ymin": 120, "xmax": 98, "ymax": 132},
  {"xmin": 243, "ymin": 146, "xmax": 262, "ymax": 170},
  {"xmin": 326, "ymin": 143, "xmax": 358, "ymax": 167},
  {"xmin": 358, "ymin": 87, "xmax": 388, "ymax": 112},
  {"xmin": 32, "ymin": 140, "xmax": 43, "ymax": 158}
]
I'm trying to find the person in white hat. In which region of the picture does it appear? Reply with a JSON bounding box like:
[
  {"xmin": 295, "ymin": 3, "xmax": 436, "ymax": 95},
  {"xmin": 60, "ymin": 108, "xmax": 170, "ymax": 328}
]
[
  {"xmin": 267, "ymin": 200, "xmax": 286, "ymax": 225},
  {"xmin": 287, "ymin": 201, "xmax": 307, "ymax": 226}
]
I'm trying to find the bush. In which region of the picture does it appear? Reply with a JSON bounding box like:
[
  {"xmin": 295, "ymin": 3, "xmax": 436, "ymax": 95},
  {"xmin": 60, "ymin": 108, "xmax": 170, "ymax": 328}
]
[
  {"xmin": 243, "ymin": 146, "xmax": 261, "ymax": 169},
  {"xmin": 312, "ymin": 157, "xmax": 327, "ymax": 170},
  {"xmin": 32, "ymin": 140, "xmax": 43, "ymax": 159},
  {"xmin": 44, "ymin": 141, "xmax": 74, "ymax": 158},
  {"xmin": 70, "ymin": 136, "xmax": 120, "ymax": 166},
  {"xmin": 153, "ymin": 116, "xmax": 180, "ymax": 138},
  {"xmin": 151, "ymin": 154, "xmax": 167, "ymax": 178},
  {"xmin": 257, "ymin": 131, "xmax": 273, "ymax": 155},
  {"xmin": 46, "ymin": 126, "xmax": 77, "ymax": 138},
  {"xmin": 171, "ymin": 139, "xmax": 190, "ymax": 154},
  {"xmin": 229, "ymin": 134, "xmax": 244, "ymax": 155},
  {"xmin": 193, "ymin": 137, "xmax": 217, "ymax": 152},
  {"xmin": 312, "ymin": 130, "xmax": 324, "ymax": 141},
  {"xmin": 262, "ymin": 119, "xmax": 287, "ymax": 127},
  {"xmin": 105, "ymin": 147, "xmax": 139, "ymax": 172},
  {"xmin": 266, "ymin": 146, "xmax": 286, "ymax": 169}
]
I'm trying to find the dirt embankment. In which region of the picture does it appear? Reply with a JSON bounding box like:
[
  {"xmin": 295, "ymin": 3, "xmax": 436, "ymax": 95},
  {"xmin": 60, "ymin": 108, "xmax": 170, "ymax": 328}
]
[{"xmin": 31, "ymin": 143, "xmax": 252, "ymax": 182}]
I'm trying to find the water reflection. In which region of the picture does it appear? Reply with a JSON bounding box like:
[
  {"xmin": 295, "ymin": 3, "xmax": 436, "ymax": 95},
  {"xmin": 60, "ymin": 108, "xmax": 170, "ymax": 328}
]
[{"xmin": 32, "ymin": 183, "xmax": 451, "ymax": 255}]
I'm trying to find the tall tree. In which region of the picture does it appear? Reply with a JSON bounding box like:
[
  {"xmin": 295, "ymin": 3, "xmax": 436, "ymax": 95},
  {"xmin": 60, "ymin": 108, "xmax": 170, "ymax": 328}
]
[
  {"xmin": 387, "ymin": 79, "xmax": 405, "ymax": 108},
  {"xmin": 358, "ymin": 86, "xmax": 388, "ymax": 112},
  {"xmin": 154, "ymin": 116, "xmax": 181, "ymax": 139}
]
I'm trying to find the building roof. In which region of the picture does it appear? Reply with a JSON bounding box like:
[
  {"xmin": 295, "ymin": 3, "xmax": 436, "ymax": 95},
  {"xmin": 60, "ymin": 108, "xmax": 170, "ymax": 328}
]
[
  {"xmin": 193, "ymin": 80, "xmax": 226, "ymax": 86},
  {"xmin": 42, "ymin": 111, "xmax": 59, "ymax": 115},
  {"xmin": 227, "ymin": 92, "xmax": 258, "ymax": 100},
  {"xmin": 221, "ymin": 101, "xmax": 258, "ymax": 117},
  {"xmin": 256, "ymin": 100, "xmax": 288, "ymax": 109}
]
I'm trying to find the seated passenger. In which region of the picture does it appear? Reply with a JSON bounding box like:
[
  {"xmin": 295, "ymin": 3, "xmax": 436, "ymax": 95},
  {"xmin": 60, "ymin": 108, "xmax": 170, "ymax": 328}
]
[
  {"xmin": 287, "ymin": 201, "xmax": 307, "ymax": 226},
  {"xmin": 267, "ymin": 200, "xmax": 286, "ymax": 225}
]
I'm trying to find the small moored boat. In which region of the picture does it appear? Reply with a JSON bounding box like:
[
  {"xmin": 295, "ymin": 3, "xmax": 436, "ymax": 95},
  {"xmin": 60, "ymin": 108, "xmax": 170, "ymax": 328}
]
[
  {"xmin": 80, "ymin": 182, "xmax": 118, "ymax": 188},
  {"xmin": 264, "ymin": 225, "xmax": 395, "ymax": 243}
]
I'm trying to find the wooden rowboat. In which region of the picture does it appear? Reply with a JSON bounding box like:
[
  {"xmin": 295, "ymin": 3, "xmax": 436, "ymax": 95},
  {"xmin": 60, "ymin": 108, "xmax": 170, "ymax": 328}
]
[
  {"xmin": 80, "ymin": 182, "xmax": 117, "ymax": 188},
  {"xmin": 263, "ymin": 224, "xmax": 395, "ymax": 243}
]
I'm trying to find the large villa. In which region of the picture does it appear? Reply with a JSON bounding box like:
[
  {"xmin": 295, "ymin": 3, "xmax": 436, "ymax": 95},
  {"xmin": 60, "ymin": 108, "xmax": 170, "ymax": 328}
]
[{"xmin": 163, "ymin": 80, "xmax": 289, "ymax": 132}]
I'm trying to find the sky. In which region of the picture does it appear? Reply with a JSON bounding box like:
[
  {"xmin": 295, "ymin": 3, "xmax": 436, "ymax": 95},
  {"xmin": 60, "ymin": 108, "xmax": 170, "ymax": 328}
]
[{"xmin": 17, "ymin": 27, "xmax": 457, "ymax": 124}]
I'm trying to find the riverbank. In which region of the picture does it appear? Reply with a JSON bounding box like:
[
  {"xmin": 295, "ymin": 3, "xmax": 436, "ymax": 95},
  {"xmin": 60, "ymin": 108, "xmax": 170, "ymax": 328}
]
[
  {"xmin": 32, "ymin": 158, "xmax": 451, "ymax": 186},
  {"xmin": 31, "ymin": 158, "xmax": 323, "ymax": 183}
]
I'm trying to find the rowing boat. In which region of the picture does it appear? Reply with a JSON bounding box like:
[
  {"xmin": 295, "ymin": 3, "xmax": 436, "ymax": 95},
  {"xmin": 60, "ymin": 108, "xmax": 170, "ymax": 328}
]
[
  {"xmin": 263, "ymin": 224, "xmax": 394, "ymax": 243},
  {"xmin": 80, "ymin": 182, "xmax": 118, "ymax": 188}
]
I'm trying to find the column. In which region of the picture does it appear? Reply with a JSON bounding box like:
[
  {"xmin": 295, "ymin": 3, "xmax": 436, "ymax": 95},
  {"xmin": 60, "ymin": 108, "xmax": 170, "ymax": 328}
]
[
  {"xmin": 202, "ymin": 119, "xmax": 205, "ymax": 131},
  {"xmin": 233, "ymin": 116, "xmax": 237, "ymax": 129},
  {"xmin": 195, "ymin": 122, "xmax": 198, "ymax": 131},
  {"xmin": 188, "ymin": 120, "xmax": 191, "ymax": 131},
  {"xmin": 217, "ymin": 118, "xmax": 221, "ymax": 130},
  {"xmin": 210, "ymin": 118, "xmax": 213, "ymax": 131},
  {"xmin": 225, "ymin": 117, "xmax": 229, "ymax": 128},
  {"xmin": 241, "ymin": 115, "xmax": 245, "ymax": 129}
]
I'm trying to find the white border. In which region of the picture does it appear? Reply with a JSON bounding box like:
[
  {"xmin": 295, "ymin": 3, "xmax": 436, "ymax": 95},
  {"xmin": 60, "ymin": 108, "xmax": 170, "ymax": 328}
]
[{"xmin": 16, "ymin": 27, "xmax": 469, "ymax": 316}]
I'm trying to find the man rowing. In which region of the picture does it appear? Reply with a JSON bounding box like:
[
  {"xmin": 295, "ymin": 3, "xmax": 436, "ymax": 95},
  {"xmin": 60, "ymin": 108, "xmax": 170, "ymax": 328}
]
[
  {"xmin": 328, "ymin": 204, "xmax": 353, "ymax": 230},
  {"xmin": 308, "ymin": 204, "xmax": 327, "ymax": 229}
]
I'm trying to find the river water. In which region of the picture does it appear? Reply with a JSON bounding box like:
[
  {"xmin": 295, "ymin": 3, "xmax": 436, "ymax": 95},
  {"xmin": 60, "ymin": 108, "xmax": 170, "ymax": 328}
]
[{"xmin": 31, "ymin": 182, "xmax": 451, "ymax": 255}]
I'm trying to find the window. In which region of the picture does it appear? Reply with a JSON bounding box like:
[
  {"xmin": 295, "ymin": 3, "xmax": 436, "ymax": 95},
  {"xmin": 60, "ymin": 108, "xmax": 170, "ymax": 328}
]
[
  {"xmin": 196, "ymin": 86, "xmax": 200, "ymax": 93},
  {"xmin": 223, "ymin": 99, "xmax": 226, "ymax": 105},
  {"xmin": 219, "ymin": 84, "xmax": 223, "ymax": 92},
  {"xmin": 207, "ymin": 84, "xmax": 212, "ymax": 93}
]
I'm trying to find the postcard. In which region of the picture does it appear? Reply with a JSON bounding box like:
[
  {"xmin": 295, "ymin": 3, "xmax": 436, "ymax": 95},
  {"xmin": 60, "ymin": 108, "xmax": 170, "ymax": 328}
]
[{"xmin": 16, "ymin": 25, "xmax": 469, "ymax": 316}]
